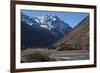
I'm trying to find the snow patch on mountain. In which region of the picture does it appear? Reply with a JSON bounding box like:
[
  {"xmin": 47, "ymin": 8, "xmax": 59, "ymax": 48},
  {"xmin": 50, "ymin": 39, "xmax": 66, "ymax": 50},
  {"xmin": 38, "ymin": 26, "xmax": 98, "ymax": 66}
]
[
  {"xmin": 34, "ymin": 18, "xmax": 39, "ymax": 23},
  {"xmin": 48, "ymin": 22, "xmax": 53, "ymax": 28},
  {"xmin": 28, "ymin": 23, "xmax": 33, "ymax": 26},
  {"xmin": 36, "ymin": 15, "xmax": 47, "ymax": 24}
]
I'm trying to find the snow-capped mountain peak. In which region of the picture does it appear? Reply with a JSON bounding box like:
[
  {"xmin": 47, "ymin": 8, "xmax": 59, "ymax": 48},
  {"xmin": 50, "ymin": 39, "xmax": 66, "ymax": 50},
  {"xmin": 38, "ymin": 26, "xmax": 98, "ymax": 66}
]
[
  {"xmin": 35, "ymin": 15, "xmax": 59, "ymax": 24},
  {"xmin": 21, "ymin": 13, "xmax": 72, "ymax": 32},
  {"xmin": 21, "ymin": 13, "xmax": 72, "ymax": 48}
]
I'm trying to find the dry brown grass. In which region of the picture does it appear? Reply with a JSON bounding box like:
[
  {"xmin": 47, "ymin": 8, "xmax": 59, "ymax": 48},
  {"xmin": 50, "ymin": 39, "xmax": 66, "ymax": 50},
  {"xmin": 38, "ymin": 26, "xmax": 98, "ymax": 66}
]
[{"xmin": 21, "ymin": 48, "xmax": 56, "ymax": 63}]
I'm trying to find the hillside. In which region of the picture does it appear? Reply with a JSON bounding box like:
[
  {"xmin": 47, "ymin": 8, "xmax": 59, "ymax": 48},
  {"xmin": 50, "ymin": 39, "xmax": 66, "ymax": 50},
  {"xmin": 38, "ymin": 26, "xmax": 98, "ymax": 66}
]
[{"xmin": 51, "ymin": 16, "xmax": 89, "ymax": 50}]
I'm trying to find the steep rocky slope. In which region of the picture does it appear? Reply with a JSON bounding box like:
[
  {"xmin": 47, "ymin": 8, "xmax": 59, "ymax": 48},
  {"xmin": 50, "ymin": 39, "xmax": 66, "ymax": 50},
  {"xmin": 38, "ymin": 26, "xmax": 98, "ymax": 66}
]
[{"xmin": 51, "ymin": 16, "xmax": 89, "ymax": 50}]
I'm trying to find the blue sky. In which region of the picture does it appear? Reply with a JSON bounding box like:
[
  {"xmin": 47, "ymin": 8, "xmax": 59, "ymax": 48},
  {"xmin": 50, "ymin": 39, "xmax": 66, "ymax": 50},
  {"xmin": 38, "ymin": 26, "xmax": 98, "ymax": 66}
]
[{"xmin": 21, "ymin": 9, "xmax": 89, "ymax": 28}]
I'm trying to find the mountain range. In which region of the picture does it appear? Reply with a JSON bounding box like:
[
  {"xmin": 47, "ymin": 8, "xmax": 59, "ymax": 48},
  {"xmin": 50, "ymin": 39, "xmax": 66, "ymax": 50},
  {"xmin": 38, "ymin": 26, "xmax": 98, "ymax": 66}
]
[{"xmin": 21, "ymin": 12, "xmax": 72, "ymax": 49}]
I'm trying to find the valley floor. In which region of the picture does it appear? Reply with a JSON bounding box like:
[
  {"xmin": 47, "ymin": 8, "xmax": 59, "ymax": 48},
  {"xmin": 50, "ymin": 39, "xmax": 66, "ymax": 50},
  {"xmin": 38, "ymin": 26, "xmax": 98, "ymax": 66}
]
[{"xmin": 21, "ymin": 48, "xmax": 89, "ymax": 63}]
